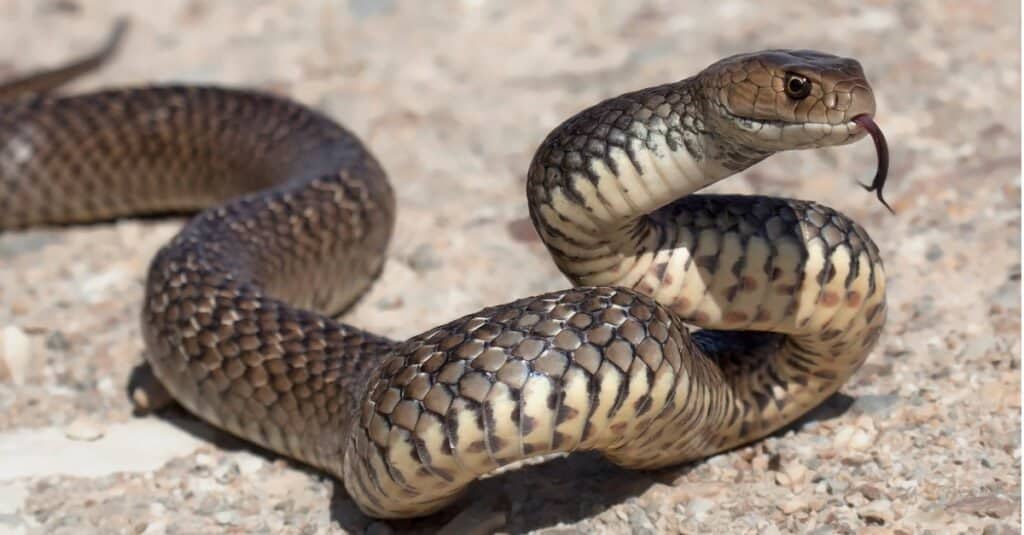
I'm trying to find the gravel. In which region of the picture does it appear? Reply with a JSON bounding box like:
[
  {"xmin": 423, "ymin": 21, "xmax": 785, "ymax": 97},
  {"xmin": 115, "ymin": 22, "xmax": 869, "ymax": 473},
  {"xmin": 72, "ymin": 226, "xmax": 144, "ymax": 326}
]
[{"xmin": 0, "ymin": 0, "xmax": 1019, "ymax": 533}]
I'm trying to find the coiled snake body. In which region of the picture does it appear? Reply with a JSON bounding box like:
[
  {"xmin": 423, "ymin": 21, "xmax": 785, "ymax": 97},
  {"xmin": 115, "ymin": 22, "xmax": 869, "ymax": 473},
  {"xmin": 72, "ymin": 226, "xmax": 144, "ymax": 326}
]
[{"xmin": 1, "ymin": 26, "xmax": 888, "ymax": 518}]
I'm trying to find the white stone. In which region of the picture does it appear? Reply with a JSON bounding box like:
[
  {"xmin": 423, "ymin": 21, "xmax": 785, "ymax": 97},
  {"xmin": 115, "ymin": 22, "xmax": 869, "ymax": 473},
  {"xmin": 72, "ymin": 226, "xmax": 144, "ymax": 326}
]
[
  {"xmin": 235, "ymin": 452, "xmax": 266, "ymax": 476},
  {"xmin": 0, "ymin": 326, "xmax": 31, "ymax": 386},
  {"xmin": 140, "ymin": 521, "xmax": 168, "ymax": 535},
  {"xmin": 64, "ymin": 417, "xmax": 105, "ymax": 442},
  {"xmin": 686, "ymin": 497, "xmax": 715, "ymax": 517},
  {"xmin": 0, "ymin": 418, "xmax": 204, "ymax": 479}
]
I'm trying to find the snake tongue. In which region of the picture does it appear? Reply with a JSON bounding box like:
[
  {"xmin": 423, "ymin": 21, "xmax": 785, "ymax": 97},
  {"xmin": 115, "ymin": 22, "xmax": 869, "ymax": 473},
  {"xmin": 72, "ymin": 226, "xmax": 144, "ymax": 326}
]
[{"xmin": 852, "ymin": 114, "xmax": 892, "ymax": 214}]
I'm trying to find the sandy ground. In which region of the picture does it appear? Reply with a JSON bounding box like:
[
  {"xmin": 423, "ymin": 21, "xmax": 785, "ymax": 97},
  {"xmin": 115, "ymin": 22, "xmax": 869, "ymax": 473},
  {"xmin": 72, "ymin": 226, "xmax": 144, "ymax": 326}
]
[{"xmin": 0, "ymin": 0, "xmax": 1020, "ymax": 533}]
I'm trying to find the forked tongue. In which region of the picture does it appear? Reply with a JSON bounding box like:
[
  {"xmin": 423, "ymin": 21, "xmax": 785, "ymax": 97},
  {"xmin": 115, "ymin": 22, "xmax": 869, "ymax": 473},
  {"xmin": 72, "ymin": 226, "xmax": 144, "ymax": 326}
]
[{"xmin": 852, "ymin": 114, "xmax": 892, "ymax": 214}]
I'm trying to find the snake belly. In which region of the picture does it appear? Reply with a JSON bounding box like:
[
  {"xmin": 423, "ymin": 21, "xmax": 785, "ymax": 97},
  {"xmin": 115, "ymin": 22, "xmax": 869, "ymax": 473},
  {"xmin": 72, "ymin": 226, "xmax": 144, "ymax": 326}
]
[{"xmin": 0, "ymin": 47, "xmax": 886, "ymax": 518}]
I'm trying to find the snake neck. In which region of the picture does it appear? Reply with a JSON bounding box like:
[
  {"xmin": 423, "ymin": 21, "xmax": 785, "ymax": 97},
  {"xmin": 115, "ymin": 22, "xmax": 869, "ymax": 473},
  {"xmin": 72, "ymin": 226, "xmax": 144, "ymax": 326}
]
[
  {"xmin": 526, "ymin": 79, "xmax": 886, "ymax": 457},
  {"xmin": 526, "ymin": 77, "xmax": 771, "ymax": 287}
]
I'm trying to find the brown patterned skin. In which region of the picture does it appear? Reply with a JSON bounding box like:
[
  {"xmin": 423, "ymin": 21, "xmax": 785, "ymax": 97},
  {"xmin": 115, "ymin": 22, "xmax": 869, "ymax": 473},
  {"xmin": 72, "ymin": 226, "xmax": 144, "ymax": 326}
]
[{"xmin": 0, "ymin": 32, "xmax": 886, "ymax": 519}]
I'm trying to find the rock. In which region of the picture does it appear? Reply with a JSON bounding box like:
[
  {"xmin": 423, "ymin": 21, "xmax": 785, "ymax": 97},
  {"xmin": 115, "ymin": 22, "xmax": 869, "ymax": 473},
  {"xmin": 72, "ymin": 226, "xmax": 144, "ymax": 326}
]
[
  {"xmin": 832, "ymin": 426, "xmax": 856, "ymax": 449},
  {"xmin": 213, "ymin": 460, "xmax": 240, "ymax": 484},
  {"xmin": 778, "ymin": 497, "xmax": 809, "ymax": 514},
  {"xmin": 128, "ymin": 364, "xmax": 175, "ymax": 413},
  {"xmin": 0, "ymin": 418, "xmax": 204, "ymax": 479},
  {"xmin": 626, "ymin": 505, "xmax": 656, "ymax": 534},
  {"xmin": 982, "ymin": 524, "xmax": 1020, "ymax": 535},
  {"xmin": 848, "ymin": 429, "xmax": 875, "ymax": 451},
  {"xmin": 855, "ymin": 484, "xmax": 885, "ymax": 501},
  {"xmin": 375, "ymin": 295, "xmax": 404, "ymax": 310},
  {"xmin": 827, "ymin": 478, "xmax": 850, "ymax": 495},
  {"xmin": 852, "ymin": 394, "xmax": 900, "ymax": 415},
  {"xmin": 686, "ymin": 497, "xmax": 715, "ymax": 518},
  {"xmin": 64, "ymin": 417, "xmax": 105, "ymax": 442},
  {"xmin": 406, "ymin": 243, "xmax": 442, "ymax": 272},
  {"xmin": 140, "ymin": 521, "xmax": 168, "ymax": 535},
  {"xmin": 845, "ymin": 491, "xmax": 869, "ymax": 507},
  {"xmin": 235, "ymin": 452, "xmax": 266, "ymax": 476},
  {"xmin": 44, "ymin": 330, "xmax": 71, "ymax": 351},
  {"xmin": 946, "ymin": 495, "xmax": 1017, "ymax": 518},
  {"xmin": 194, "ymin": 452, "xmax": 217, "ymax": 470},
  {"xmin": 0, "ymin": 326, "xmax": 31, "ymax": 385},
  {"xmin": 79, "ymin": 267, "xmax": 131, "ymax": 304},
  {"xmin": 750, "ymin": 453, "xmax": 770, "ymax": 472},
  {"xmin": 213, "ymin": 510, "xmax": 238, "ymax": 525},
  {"xmin": 834, "ymin": 423, "xmax": 876, "ymax": 453},
  {"xmin": 858, "ymin": 499, "xmax": 894, "ymax": 525},
  {"xmin": 776, "ymin": 461, "xmax": 808, "ymax": 489}
]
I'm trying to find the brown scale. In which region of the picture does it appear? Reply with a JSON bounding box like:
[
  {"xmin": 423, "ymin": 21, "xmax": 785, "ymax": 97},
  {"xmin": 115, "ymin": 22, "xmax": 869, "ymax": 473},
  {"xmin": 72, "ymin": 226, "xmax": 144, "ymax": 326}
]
[{"xmin": 1, "ymin": 22, "xmax": 891, "ymax": 519}]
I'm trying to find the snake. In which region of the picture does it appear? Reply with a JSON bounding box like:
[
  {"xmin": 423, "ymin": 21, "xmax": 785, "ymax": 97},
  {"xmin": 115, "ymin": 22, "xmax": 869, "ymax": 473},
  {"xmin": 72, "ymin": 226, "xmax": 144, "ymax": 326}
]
[{"xmin": 0, "ymin": 21, "xmax": 889, "ymax": 519}]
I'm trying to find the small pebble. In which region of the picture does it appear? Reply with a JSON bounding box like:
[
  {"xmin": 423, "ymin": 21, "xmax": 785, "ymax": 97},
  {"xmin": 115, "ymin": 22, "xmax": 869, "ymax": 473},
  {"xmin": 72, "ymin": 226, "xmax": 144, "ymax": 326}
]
[
  {"xmin": 213, "ymin": 510, "xmax": 238, "ymax": 525},
  {"xmin": 376, "ymin": 295, "xmax": 404, "ymax": 309},
  {"xmin": 406, "ymin": 243, "xmax": 442, "ymax": 272},
  {"xmin": 64, "ymin": 417, "xmax": 105, "ymax": 442},
  {"xmin": 626, "ymin": 505, "xmax": 656, "ymax": 534},
  {"xmin": 852, "ymin": 393, "xmax": 900, "ymax": 415},
  {"xmin": 778, "ymin": 497, "xmax": 809, "ymax": 514},
  {"xmin": 44, "ymin": 330, "xmax": 71, "ymax": 351},
  {"xmin": 848, "ymin": 429, "xmax": 875, "ymax": 451},
  {"xmin": 213, "ymin": 460, "xmax": 240, "ymax": 484},
  {"xmin": 0, "ymin": 325, "xmax": 32, "ymax": 385},
  {"xmin": 782, "ymin": 461, "xmax": 807, "ymax": 488},
  {"xmin": 141, "ymin": 521, "xmax": 169, "ymax": 535},
  {"xmin": 845, "ymin": 490, "xmax": 869, "ymax": 507},
  {"xmin": 858, "ymin": 499, "xmax": 894, "ymax": 525},
  {"xmin": 947, "ymin": 495, "xmax": 1017, "ymax": 518},
  {"xmin": 832, "ymin": 426, "xmax": 856, "ymax": 449},
  {"xmin": 855, "ymin": 484, "xmax": 885, "ymax": 501},
  {"xmin": 195, "ymin": 453, "xmax": 216, "ymax": 467},
  {"xmin": 686, "ymin": 498, "xmax": 715, "ymax": 517},
  {"xmin": 235, "ymin": 452, "xmax": 266, "ymax": 476}
]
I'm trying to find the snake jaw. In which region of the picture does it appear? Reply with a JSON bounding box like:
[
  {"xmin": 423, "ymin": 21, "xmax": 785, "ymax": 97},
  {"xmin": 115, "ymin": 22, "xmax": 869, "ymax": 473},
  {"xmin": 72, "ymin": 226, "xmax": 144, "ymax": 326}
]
[{"xmin": 713, "ymin": 104, "xmax": 871, "ymax": 152}]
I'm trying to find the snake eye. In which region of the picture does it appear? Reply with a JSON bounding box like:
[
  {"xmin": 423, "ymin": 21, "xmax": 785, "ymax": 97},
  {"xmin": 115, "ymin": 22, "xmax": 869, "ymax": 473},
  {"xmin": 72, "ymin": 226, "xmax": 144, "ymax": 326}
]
[{"xmin": 784, "ymin": 73, "xmax": 812, "ymax": 99}]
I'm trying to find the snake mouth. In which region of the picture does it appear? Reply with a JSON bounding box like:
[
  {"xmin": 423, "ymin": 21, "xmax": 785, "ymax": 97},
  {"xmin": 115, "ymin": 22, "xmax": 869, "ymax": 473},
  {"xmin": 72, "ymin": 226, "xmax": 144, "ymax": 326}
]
[
  {"xmin": 851, "ymin": 114, "xmax": 892, "ymax": 214},
  {"xmin": 720, "ymin": 104, "xmax": 891, "ymax": 213},
  {"xmin": 719, "ymin": 104, "xmax": 869, "ymax": 146}
]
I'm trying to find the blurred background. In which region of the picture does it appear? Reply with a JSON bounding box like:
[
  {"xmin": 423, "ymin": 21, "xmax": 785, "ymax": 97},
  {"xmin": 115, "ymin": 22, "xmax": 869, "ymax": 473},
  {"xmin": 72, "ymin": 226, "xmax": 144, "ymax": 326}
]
[{"xmin": 0, "ymin": 1, "xmax": 1019, "ymax": 533}]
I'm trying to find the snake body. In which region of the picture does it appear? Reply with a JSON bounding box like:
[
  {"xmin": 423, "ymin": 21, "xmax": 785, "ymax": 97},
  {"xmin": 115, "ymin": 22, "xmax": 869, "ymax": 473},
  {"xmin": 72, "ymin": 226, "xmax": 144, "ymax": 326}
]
[{"xmin": 1, "ymin": 28, "xmax": 887, "ymax": 518}]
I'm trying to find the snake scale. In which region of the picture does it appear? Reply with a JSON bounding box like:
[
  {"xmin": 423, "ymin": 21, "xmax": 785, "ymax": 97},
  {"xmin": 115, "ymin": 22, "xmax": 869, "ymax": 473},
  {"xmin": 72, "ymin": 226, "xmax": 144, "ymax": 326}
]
[{"xmin": 0, "ymin": 22, "xmax": 889, "ymax": 518}]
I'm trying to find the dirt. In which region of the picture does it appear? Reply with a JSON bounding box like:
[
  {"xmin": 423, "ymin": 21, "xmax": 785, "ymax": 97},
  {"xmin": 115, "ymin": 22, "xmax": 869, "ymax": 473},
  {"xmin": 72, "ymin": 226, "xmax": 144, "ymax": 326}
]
[{"xmin": 0, "ymin": 1, "xmax": 1019, "ymax": 534}]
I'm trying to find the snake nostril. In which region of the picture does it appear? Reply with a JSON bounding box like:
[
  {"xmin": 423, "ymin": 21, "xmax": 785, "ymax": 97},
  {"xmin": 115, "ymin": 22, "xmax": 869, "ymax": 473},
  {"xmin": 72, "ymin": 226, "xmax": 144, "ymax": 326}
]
[{"xmin": 849, "ymin": 86, "xmax": 877, "ymax": 118}]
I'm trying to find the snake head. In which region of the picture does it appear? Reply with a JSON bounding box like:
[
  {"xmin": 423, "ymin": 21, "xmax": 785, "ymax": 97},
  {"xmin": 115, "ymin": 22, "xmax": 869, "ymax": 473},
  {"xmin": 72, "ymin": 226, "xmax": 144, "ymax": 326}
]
[{"xmin": 701, "ymin": 49, "xmax": 876, "ymax": 151}]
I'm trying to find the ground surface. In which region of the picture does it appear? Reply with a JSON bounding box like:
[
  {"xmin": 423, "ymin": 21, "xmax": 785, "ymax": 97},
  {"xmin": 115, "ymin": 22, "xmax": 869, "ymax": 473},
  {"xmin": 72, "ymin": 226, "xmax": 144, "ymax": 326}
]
[{"xmin": 0, "ymin": 1, "xmax": 1020, "ymax": 534}]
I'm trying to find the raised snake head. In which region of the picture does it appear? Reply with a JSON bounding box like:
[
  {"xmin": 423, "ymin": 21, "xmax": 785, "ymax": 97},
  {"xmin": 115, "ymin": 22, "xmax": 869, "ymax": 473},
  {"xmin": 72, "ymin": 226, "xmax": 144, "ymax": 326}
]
[{"xmin": 700, "ymin": 49, "xmax": 877, "ymax": 151}]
